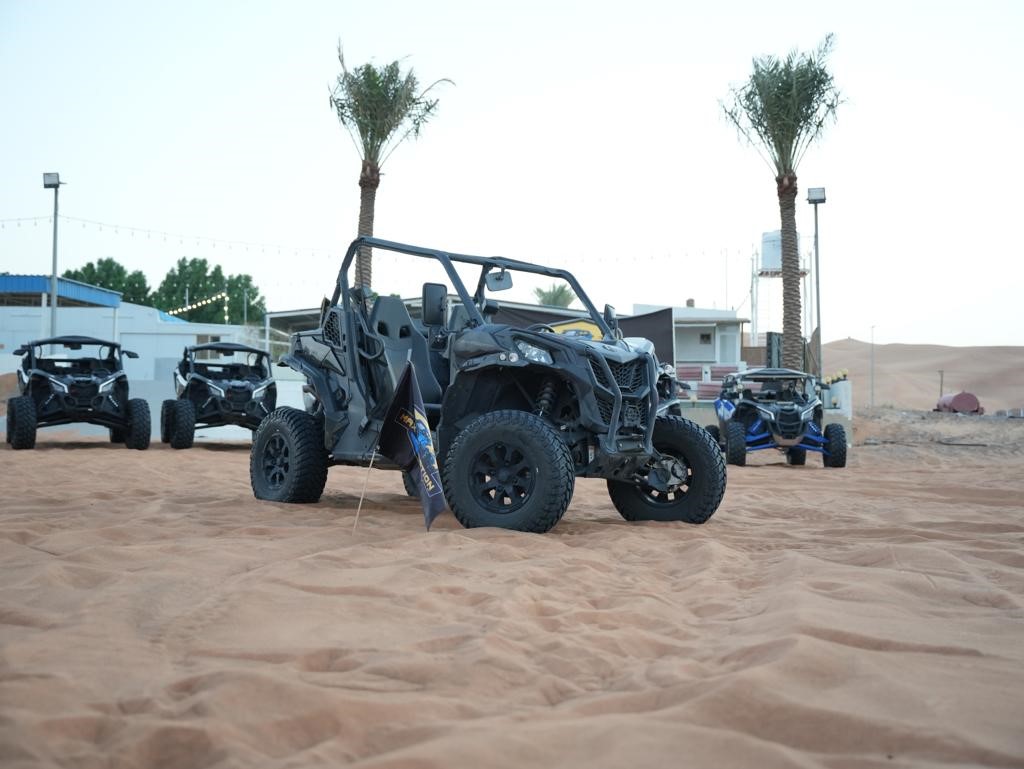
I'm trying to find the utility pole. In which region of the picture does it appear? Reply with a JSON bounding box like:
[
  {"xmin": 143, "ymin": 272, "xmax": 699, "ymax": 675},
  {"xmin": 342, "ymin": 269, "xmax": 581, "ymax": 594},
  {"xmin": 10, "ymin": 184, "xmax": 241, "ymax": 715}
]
[
  {"xmin": 243, "ymin": 288, "xmax": 248, "ymax": 326},
  {"xmin": 870, "ymin": 325, "xmax": 876, "ymax": 410},
  {"xmin": 938, "ymin": 370, "xmax": 945, "ymax": 400}
]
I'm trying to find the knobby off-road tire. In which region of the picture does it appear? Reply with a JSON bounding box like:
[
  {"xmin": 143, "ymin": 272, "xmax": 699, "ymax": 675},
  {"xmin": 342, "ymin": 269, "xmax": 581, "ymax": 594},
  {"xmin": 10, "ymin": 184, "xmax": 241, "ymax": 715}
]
[
  {"xmin": 160, "ymin": 399, "xmax": 176, "ymax": 444},
  {"xmin": 169, "ymin": 399, "xmax": 196, "ymax": 450},
  {"xmin": 705, "ymin": 423, "xmax": 721, "ymax": 448},
  {"xmin": 725, "ymin": 419, "xmax": 747, "ymax": 466},
  {"xmin": 109, "ymin": 429, "xmax": 126, "ymax": 443},
  {"xmin": 443, "ymin": 410, "xmax": 574, "ymax": 533},
  {"xmin": 402, "ymin": 469, "xmax": 418, "ymax": 497},
  {"xmin": 823, "ymin": 423, "xmax": 848, "ymax": 468},
  {"xmin": 608, "ymin": 415, "xmax": 727, "ymax": 524},
  {"xmin": 8, "ymin": 396, "xmax": 37, "ymax": 450},
  {"xmin": 787, "ymin": 447, "xmax": 807, "ymax": 465},
  {"xmin": 124, "ymin": 398, "xmax": 151, "ymax": 450},
  {"xmin": 250, "ymin": 407, "xmax": 328, "ymax": 503}
]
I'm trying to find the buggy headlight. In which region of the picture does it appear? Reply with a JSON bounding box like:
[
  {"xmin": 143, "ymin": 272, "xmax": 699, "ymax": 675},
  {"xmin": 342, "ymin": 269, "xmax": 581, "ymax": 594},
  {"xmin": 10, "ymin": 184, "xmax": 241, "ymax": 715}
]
[
  {"xmin": 208, "ymin": 382, "xmax": 225, "ymax": 397},
  {"xmin": 515, "ymin": 340, "xmax": 553, "ymax": 365},
  {"xmin": 253, "ymin": 383, "xmax": 270, "ymax": 399},
  {"xmin": 47, "ymin": 375, "xmax": 69, "ymax": 393},
  {"xmin": 800, "ymin": 405, "xmax": 817, "ymax": 421},
  {"xmin": 97, "ymin": 375, "xmax": 120, "ymax": 393},
  {"xmin": 756, "ymin": 405, "xmax": 776, "ymax": 421}
]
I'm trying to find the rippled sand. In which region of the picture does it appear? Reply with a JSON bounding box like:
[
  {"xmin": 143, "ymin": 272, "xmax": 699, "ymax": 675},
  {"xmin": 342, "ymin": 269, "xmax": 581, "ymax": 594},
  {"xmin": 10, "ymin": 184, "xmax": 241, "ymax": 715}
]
[{"xmin": 2, "ymin": 410, "xmax": 1023, "ymax": 768}]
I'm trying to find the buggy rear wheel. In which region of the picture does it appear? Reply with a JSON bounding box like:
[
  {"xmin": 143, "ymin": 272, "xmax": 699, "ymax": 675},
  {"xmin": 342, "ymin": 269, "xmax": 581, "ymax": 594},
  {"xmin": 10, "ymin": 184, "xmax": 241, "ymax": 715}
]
[
  {"xmin": 725, "ymin": 420, "xmax": 747, "ymax": 466},
  {"xmin": 607, "ymin": 416, "xmax": 726, "ymax": 524},
  {"xmin": 8, "ymin": 396, "xmax": 37, "ymax": 450},
  {"xmin": 250, "ymin": 407, "xmax": 328, "ymax": 503},
  {"xmin": 705, "ymin": 423, "xmax": 721, "ymax": 448},
  {"xmin": 443, "ymin": 410, "xmax": 574, "ymax": 533},
  {"xmin": 160, "ymin": 399, "xmax": 176, "ymax": 444},
  {"xmin": 786, "ymin": 447, "xmax": 806, "ymax": 465}
]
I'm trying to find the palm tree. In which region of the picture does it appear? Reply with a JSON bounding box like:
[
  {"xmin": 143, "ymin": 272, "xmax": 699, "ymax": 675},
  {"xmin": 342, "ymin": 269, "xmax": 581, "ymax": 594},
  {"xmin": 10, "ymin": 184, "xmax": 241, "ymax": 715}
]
[
  {"xmin": 534, "ymin": 283, "xmax": 575, "ymax": 308},
  {"xmin": 330, "ymin": 45, "xmax": 450, "ymax": 290},
  {"xmin": 722, "ymin": 35, "xmax": 840, "ymax": 370}
]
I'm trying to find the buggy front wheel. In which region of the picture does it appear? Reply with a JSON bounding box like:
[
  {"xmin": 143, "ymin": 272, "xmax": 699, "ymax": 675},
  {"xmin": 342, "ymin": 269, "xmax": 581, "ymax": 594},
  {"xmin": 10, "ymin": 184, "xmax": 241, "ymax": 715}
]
[
  {"xmin": 124, "ymin": 398, "xmax": 151, "ymax": 450},
  {"xmin": 443, "ymin": 410, "xmax": 574, "ymax": 533},
  {"xmin": 7, "ymin": 396, "xmax": 37, "ymax": 450},
  {"xmin": 608, "ymin": 416, "xmax": 726, "ymax": 524},
  {"xmin": 822, "ymin": 423, "xmax": 848, "ymax": 468}
]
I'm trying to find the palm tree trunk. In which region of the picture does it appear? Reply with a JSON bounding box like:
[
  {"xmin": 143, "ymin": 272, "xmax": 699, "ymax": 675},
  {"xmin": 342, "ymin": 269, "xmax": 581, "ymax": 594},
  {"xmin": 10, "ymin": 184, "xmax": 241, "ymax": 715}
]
[
  {"xmin": 356, "ymin": 160, "xmax": 380, "ymax": 290},
  {"xmin": 777, "ymin": 173, "xmax": 803, "ymax": 370}
]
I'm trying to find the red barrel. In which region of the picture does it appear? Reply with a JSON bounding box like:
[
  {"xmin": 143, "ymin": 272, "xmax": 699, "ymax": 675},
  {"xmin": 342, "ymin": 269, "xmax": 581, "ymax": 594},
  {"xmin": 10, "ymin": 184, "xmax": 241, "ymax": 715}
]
[{"xmin": 936, "ymin": 391, "xmax": 984, "ymax": 414}]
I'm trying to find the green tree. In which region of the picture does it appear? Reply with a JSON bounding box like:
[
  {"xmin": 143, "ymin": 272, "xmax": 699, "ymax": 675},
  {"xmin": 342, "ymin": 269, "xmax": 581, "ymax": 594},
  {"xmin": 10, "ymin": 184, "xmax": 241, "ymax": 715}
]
[
  {"xmin": 722, "ymin": 35, "xmax": 840, "ymax": 370},
  {"xmin": 330, "ymin": 44, "xmax": 450, "ymax": 291},
  {"xmin": 152, "ymin": 258, "xmax": 265, "ymax": 325},
  {"xmin": 533, "ymin": 283, "xmax": 575, "ymax": 308},
  {"xmin": 62, "ymin": 257, "xmax": 151, "ymax": 304}
]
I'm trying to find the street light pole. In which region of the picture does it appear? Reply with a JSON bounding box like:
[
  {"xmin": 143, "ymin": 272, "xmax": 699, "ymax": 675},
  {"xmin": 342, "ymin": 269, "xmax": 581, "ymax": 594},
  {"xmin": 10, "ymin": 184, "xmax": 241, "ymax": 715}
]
[
  {"xmin": 43, "ymin": 173, "xmax": 63, "ymax": 337},
  {"xmin": 807, "ymin": 188, "xmax": 826, "ymax": 379},
  {"xmin": 870, "ymin": 324, "xmax": 876, "ymax": 410}
]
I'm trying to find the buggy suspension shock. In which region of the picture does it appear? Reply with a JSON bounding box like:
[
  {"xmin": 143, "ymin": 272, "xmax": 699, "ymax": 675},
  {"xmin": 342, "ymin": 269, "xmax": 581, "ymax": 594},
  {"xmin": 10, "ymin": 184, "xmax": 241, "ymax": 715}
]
[{"xmin": 535, "ymin": 377, "xmax": 557, "ymax": 418}]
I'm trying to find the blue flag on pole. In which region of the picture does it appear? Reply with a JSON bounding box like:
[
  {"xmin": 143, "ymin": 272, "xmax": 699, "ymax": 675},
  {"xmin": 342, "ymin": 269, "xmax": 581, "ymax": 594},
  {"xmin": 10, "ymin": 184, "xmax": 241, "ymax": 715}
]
[{"xmin": 378, "ymin": 362, "xmax": 448, "ymax": 530}]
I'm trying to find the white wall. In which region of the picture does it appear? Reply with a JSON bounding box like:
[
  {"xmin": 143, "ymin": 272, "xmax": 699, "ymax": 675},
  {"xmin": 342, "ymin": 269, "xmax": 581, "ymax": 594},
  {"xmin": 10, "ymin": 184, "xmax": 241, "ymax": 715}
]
[{"xmin": 0, "ymin": 303, "xmax": 255, "ymax": 379}]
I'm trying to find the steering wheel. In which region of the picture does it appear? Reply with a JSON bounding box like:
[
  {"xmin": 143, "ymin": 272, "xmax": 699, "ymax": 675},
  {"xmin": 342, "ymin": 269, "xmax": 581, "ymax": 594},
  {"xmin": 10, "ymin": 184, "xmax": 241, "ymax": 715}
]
[{"xmin": 526, "ymin": 323, "xmax": 556, "ymax": 333}]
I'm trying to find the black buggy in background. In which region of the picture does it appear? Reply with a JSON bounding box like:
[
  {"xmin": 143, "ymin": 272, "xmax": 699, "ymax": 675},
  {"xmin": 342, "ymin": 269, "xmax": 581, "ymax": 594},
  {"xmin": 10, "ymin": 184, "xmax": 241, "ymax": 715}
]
[
  {"xmin": 250, "ymin": 236, "xmax": 726, "ymax": 534},
  {"xmin": 161, "ymin": 342, "xmax": 276, "ymax": 449},
  {"xmin": 6, "ymin": 335, "xmax": 150, "ymax": 450}
]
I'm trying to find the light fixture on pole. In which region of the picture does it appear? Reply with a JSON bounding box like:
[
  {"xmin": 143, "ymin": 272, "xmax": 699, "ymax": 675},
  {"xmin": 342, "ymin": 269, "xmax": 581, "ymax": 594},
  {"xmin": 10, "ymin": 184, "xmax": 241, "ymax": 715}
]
[
  {"xmin": 43, "ymin": 172, "xmax": 64, "ymax": 338},
  {"xmin": 807, "ymin": 187, "xmax": 826, "ymax": 379}
]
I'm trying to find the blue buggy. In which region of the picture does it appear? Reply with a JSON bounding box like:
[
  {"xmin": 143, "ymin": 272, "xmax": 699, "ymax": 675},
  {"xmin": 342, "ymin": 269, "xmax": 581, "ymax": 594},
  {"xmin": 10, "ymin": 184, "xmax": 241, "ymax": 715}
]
[{"xmin": 705, "ymin": 367, "xmax": 847, "ymax": 467}]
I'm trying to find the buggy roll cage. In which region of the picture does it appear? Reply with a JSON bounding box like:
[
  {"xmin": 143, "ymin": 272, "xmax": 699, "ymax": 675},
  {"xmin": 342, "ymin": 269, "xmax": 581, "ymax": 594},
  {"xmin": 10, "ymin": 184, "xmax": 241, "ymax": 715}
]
[
  {"xmin": 331, "ymin": 236, "xmax": 616, "ymax": 339},
  {"xmin": 13, "ymin": 335, "xmax": 137, "ymax": 364}
]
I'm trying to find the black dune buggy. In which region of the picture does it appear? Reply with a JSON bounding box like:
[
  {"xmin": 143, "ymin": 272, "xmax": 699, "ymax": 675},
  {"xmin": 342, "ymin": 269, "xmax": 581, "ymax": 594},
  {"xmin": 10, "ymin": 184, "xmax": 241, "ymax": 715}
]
[
  {"xmin": 250, "ymin": 235, "xmax": 725, "ymax": 533},
  {"xmin": 6, "ymin": 335, "xmax": 150, "ymax": 450},
  {"xmin": 161, "ymin": 342, "xmax": 276, "ymax": 449},
  {"xmin": 707, "ymin": 367, "xmax": 847, "ymax": 467}
]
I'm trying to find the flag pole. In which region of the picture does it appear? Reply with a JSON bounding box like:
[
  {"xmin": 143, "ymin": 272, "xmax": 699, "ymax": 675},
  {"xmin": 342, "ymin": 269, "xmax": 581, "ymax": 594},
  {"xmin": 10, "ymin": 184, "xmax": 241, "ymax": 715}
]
[{"xmin": 352, "ymin": 448, "xmax": 377, "ymax": 534}]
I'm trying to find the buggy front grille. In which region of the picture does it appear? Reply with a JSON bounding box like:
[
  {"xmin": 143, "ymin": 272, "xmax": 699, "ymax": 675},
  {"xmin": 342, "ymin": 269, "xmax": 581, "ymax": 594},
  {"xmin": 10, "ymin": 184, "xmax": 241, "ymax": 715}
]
[
  {"xmin": 590, "ymin": 358, "xmax": 647, "ymax": 393},
  {"xmin": 777, "ymin": 407, "xmax": 802, "ymax": 439}
]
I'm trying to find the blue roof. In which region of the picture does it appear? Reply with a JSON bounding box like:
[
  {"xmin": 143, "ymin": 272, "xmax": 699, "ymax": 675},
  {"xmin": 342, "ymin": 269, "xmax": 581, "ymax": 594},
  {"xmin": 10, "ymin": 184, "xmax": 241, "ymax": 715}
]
[{"xmin": 0, "ymin": 275, "xmax": 121, "ymax": 308}]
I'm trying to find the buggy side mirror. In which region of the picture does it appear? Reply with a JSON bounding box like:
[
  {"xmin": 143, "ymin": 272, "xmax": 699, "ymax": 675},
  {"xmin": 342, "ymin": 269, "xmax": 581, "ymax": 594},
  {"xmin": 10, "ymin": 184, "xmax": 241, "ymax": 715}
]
[
  {"xmin": 123, "ymin": 350, "xmax": 139, "ymax": 359},
  {"xmin": 14, "ymin": 346, "xmax": 27, "ymax": 356},
  {"xmin": 603, "ymin": 304, "xmax": 620, "ymax": 332},
  {"xmin": 422, "ymin": 283, "xmax": 448, "ymax": 326},
  {"xmin": 485, "ymin": 269, "xmax": 513, "ymax": 292},
  {"xmin": 319, "ymin": 296, "xmax": 330, "ymax": 326}
]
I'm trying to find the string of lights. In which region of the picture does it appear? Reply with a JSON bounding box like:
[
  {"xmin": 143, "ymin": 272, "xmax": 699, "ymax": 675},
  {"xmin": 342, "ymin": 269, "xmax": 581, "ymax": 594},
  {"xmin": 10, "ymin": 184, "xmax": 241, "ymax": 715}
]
[
  {"xmin": 1, "ymin": 214, "xmax": 343, "ymax": 260},
  {"xmin": 166, "ymin": 290, "xmax": 229, "ymax": 317}
]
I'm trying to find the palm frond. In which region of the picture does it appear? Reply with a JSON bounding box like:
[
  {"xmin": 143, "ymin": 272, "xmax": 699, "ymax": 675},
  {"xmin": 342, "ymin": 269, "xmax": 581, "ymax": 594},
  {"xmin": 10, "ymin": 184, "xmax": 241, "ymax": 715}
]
[
  {"xmin": 330, "ymin": 45, "xmax": 453, "ymax": 167},
  {"xmin": 722, "ymin": 34, "xmax": 841, "ymax": 177}
]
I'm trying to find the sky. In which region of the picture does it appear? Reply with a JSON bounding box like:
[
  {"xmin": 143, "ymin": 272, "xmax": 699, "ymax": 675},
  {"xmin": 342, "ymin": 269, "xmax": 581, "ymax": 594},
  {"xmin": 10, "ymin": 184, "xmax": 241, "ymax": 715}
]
[{"xmin": 1, "ymin": 0, "xmax": 1022, "ymax": 346}]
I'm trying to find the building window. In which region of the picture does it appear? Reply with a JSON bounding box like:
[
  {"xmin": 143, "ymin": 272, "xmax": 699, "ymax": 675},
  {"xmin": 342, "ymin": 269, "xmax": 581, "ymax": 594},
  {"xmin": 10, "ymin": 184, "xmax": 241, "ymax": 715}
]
[
  {"xmin": 699, "ymin": 333, "xmax": 712, "ymax": 345},
  {"xmin": 196, "ymin": 334, "xmax": 221, "ymax": 359}
]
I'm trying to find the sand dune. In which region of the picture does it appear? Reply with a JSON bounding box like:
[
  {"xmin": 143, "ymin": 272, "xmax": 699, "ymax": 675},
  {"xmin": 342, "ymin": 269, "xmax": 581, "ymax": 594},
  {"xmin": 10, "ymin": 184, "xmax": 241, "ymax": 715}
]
[
  {"xmin": 824, "ymin": 339, "xmax": 1024, "ymax": 413},
  {"xmin": 2, "ymin": 408, "xmax": 1023, "ymax": 768}
]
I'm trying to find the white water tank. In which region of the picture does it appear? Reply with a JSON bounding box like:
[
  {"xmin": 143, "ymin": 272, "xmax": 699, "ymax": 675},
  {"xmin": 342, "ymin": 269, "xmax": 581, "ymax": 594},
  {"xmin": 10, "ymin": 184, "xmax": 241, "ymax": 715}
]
[{"xmin": 759, "ymin": 230, "xmax": 801, "ymax": 273}]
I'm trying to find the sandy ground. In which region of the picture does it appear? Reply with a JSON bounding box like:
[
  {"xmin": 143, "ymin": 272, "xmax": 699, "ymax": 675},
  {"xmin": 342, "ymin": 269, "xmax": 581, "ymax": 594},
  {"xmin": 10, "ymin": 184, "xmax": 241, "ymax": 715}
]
[{"xmin": 2, "ymin": 408, "xmax": 1023, "ymax": 768}]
